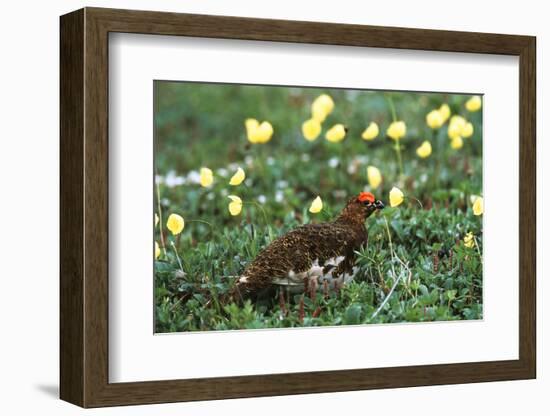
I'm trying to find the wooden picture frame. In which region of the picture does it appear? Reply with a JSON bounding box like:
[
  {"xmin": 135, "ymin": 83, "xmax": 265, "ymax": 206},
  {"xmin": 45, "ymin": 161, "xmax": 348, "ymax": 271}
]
[{"xmin": 60, "ymin": 7, "xmax": 536, "ymax": 408}]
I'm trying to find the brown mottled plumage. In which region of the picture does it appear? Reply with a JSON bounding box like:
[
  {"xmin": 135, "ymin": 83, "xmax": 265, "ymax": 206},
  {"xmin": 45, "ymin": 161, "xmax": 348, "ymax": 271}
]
[{"xmin": 233, "ymin": 192, "xmax": 384, "ymax": 298}]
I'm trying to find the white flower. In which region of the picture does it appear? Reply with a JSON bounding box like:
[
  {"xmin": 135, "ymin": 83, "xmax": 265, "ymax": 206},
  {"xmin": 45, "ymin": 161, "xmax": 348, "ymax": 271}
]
[
  {"xmin": 165, "ymin": 170, "xmax": 185, "ymax": 188},
  {"xmin": 257, "ymin": 195, "xmax": 267, "ymax": 204},
  {"xmin": 276, "ymin": 180, "xmax": 289, "ymax": 189},
  {"xmin": 244, "ymin": 155, "xmax": 254, "ymax": 167},
  {"xmin": 275, "ymin": 190, "xmax": 284, "ymax": 203},
  {"xmin": 347, "ymin": 161, "xmax": 359, "ymax": 175},
  {"xmin": 217, "ymin": 168, "xmax": 229, "ymax": 178},
  {"xmin": 328, "ymin": 157, "xmax": 339, "ymax": 168},
  {"xmin": 186, "ymin": 170, "xmax": 201, "ymax": 184}
]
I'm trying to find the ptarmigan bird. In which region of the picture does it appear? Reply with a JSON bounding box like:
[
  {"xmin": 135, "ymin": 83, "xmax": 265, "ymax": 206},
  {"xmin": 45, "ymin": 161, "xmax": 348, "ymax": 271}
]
[{"xmin": 233, "ymin": 192, "xmax": 384, "ymax": 299}]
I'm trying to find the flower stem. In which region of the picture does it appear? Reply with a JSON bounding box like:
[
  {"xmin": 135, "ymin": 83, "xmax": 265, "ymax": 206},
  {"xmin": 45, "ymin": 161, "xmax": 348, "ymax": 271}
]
[
  {"xmin": 186, "ymin": 219, "xmax": 215, "ymax": 234},
  {"xmin": 386, "ymin": 94, "xmax": 403, "ymax": 178},
  {"xmin": 244, "ymin": 201, "xmax": 269, "ymax": 225},
  {"xmin": 386, "ymin": 94, "xmax": 397, "ymax": 122},
  {"xmin": 156, "ymin": 180, "xmax": 167, "ymax": 257},
  {"xmin": 394, "ymin": 142, "xmax": 404, "ymax": 178},
  {"xmin": 339, "ymin": 142, "xmax": 346, "ymax": 188},
  {"xmin": 473, "ymin": 235, "xmax": 483, "ymax": 261},
  {"xmin": 170, "ymin": 240, "xmax": 185, "ymax": 273},
  {"xmin": 405, "ymin": 196, "xmax": 424, "ymax": 209},
  {"xmin": 436, "ymin": 128, "xmax": 446, "ymax": 190}
]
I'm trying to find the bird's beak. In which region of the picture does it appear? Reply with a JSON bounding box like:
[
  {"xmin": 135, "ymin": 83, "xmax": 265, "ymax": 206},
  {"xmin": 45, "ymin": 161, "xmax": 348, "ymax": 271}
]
[{"xmin": 374, "ymin": 200, "xmax": 385, "ymax": 210}]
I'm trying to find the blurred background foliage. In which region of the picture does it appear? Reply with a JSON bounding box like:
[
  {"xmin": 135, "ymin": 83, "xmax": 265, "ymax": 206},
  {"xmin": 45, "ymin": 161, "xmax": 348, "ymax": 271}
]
[{"xmin": 154, "ymin": 81, "xmax": 483, "ymax": 332}]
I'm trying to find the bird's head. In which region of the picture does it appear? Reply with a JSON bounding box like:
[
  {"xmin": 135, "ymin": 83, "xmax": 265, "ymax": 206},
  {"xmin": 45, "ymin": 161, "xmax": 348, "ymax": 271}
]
[{"xmin": 337, "ymin": 191, "xmax": 385, "ymax": 224}]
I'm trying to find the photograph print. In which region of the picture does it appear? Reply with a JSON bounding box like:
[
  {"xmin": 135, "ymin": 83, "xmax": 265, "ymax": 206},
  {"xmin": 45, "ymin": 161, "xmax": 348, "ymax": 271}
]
[{"xmin": 153, "ymin": 81, "xmax": 483, "ymax": 333}]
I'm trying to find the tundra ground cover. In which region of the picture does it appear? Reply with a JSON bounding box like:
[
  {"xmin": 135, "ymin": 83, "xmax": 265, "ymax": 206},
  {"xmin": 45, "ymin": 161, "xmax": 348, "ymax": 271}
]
[{"xmin": 154, "ymin": 82, "xmax": 483, "ymax": 332}]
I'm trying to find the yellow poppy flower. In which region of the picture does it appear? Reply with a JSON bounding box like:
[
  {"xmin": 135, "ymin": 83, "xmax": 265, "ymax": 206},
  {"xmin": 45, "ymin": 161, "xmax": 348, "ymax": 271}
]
[
  {"xmin": 155, "ymin": 213, "xmax": 159, "ymax": 228},
  {"xmin": 245, "ymin": 118, "xmax": 259, "ymax": 141},
  {"xmin": 416, "ymin": 141, "xmax": 432, "ymax": 158},
  {"xmin": 450, "ymin": 136, "xmax": 463, "ymax": 150},
  {"xmin": 464, "ymin": 232, "xmax": 475, "ymax": 248},
  {"xmin": 155, "ymin": 241, "xmax": 161, "ymax": 259},
  {"xmin": 309, "ymin": 196, "xmax": 323, "ymax": 213},
  {"xmin": 312, "ymin": 106, "xmax": 328, "ymax": 123},
  {"xmin": 325, "ymin": 124, "xmax": 346, "ymax": 143},
  {"xmin": 448, "ymin": 115, "xmax": 467, "ymax": 139},
  {"xmin": 245, "ymin": 119, "xmax": 273, "ymax": 143},
  {"xmin": 470, "ymin": 194, "xmax": 481, "ymax": 204},
  {"xmin": 311, "ymin": 94, "xmax": 334, "ymax": 122},
  {"xmin": 439, "ymin": 104, "xmax": 451, "ymax": 122},
  {"xmin": 472, "ymin": 197, "xmax": 484, "ymax": 216},
  {"xmin": 200, "ymin": 167, "xmax": 214, "ymax": 187},
  {"xmin": 367, "ymin": 166, "xmax": 382, "ymax": 189},
  {"xmin": 229, "ymin": 167, "xmax": 246, "ymax": 186},
  {"xmin": 389, "ymin": 187, "xmax": 404, "ymax": 207},
  {"xmin": 462, "ymin": 122, "xmax": 474, "ymax": 138},
  {"xmin": 361, "ymin": 122, "xmax": 379, "ymax": 140},
  {"xmin": 166, "ymin": 213, "xmax": 185, "ymax": 235},
  {"xmin": 426, "ymin": 109, "xmax": 444, "ymax": 129},
  {"xmin": 302, "ymin": 118, "xmax": 322, "ymax": 141},
  {"xmin": 257, "ymin": 121, "xmax": 274, "ymax": 143},
  {"xmin": 386, "ymin": 121, "xmax": 406, "ymax": 141},
  {"xmin": 228, "ymin": 195, "xmax": 243, "ymax": 216},
  {"xmin": 465, "ymin": 95, "xmax": 482, "ymax": 112}
]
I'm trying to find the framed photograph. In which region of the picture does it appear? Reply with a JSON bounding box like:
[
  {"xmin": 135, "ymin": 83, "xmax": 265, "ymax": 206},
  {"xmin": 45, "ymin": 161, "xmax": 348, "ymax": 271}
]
[{"xmin": 60, "ymin": 7, "xmax": 536, "ymax": 408}]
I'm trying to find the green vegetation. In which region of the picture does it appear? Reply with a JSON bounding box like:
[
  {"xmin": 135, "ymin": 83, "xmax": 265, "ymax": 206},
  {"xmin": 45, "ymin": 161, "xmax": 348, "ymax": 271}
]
[{"xmin": 154, "ymin": 81, "xmax": 483, "ymax": 332}]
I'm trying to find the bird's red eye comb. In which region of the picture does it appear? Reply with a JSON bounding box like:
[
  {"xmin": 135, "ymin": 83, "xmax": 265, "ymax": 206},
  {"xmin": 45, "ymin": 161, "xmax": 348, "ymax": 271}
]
[{"xmin": 358, "ymin": 192, "xmax": 375, "ymax": 203}]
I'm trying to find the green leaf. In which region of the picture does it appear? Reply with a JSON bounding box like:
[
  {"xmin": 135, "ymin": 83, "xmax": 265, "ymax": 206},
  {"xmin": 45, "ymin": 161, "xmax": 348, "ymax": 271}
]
[{"xmin": 344, "ymin": 304, "xmax": 362, "ymax": 325}]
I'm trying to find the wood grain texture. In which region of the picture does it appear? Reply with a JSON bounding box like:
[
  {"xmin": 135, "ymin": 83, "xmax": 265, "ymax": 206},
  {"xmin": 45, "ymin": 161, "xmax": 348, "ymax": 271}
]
[
  {"xmin": 59, "ymin": 8, "xmax": 84, "ymax": 406},
  {"xmin": 59, "ymin": 7, "xmax": 537, "ymax": 408},
  {"xmin": 518, "ymin": 37, "xmax": 536, "ymax": 376}
]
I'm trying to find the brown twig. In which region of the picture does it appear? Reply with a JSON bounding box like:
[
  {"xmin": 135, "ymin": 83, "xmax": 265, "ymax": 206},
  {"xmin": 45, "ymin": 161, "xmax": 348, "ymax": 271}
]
[
  {"xmin": 298, "ymin": 296, "xmax": 305, "ymax": 323},
  {"xmin": 334, "ymin": 280, "xmax": 340, "ymax": 297},
  {"xmin": 278, "ymin": 289, "xmax": 287, "ymax": 316},
  {"xmin": 309, "ymin": 280, "xmax": 316, "ymax": 301}
]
